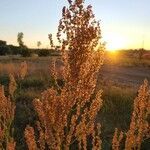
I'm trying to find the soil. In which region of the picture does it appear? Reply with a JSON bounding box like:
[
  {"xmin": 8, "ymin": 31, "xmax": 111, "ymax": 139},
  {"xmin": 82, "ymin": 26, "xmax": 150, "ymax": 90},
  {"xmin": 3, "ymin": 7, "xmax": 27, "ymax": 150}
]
[{"xmin": 100, "ymin": 65, "xmax": 150, "ymax": 88}]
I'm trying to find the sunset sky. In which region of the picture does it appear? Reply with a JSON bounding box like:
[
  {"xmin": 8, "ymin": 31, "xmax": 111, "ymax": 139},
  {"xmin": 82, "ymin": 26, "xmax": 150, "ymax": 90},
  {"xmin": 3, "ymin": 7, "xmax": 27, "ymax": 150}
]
[{"xmin": 0, "ymin": 0, "xmax": 150, "ymax": 50}]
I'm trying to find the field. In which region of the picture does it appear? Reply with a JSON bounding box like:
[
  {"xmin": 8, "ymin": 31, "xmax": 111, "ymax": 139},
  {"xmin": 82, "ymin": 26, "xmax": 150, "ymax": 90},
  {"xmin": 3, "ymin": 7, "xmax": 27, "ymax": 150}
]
[
  {"xmin": 1, "ymin": 0, "xmax": 150, "ymax": 149},
  {"xmin": 0, "ymin": 55, "xmax": 149, "ymax": 149}
]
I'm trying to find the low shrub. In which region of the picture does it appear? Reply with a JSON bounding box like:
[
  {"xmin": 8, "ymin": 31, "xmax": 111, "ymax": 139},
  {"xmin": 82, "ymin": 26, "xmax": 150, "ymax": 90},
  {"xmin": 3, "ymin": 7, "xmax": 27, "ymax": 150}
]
[
  {"xmin": 19, "ymin": 77, "xmax": 45, "ymax": 89},
  {"xmin": 20, "ymin": 47, "xmax": 32, "ymax": 57},
  {"xmin": 14, "ymin": 92, "xmax": 38, "ymax": 150},
  {"xmin": 0, "ymin": 45, "xmax": 10, "ymax": 55},
  {"xmin": 38, "ymin": 49, "xmax": 51, "ymax": 57},
  {"xmin": 0, "ymin": 74, "xmax": 9, "ymax": 86}
]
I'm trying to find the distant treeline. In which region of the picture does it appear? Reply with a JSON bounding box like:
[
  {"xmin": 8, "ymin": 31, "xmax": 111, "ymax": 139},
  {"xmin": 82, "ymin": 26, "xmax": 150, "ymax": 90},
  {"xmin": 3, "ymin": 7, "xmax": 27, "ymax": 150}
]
[
  {"xmin": 0, "ymin": 40, "xmax": 61, "ymax": 57},
  {"xmin": 106, "ymin": 49, "xmax": 150, "ymax": 60},
  {"xmin": 1, "ymin": 40, "xmax": 150, "ymax": 58}
]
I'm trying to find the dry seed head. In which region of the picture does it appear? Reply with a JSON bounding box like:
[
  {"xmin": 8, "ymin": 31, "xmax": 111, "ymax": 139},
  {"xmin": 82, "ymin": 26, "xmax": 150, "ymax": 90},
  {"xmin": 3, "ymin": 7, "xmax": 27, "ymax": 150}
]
[
  {"xmin": 112, "ymin": 128, "xmax": 124, "ymax": 150},
  {"xmin": 49, "ymin": 58, "xmax": 56, "ymax": 79},
  {"xmin": 7, "ymin": 139, "xmax": 16, "ymax": 150},
  {"xmin": 25, "ymin": 0, "xmax": 104, "ymax": 149},
  {"xmin": 9, "ymin": 74, "xmax": 17, "ymax": 97},
  {"xmin": 25, "ymin": 126, "xmax": 37, "ymax": 150},
  {"xmin": 19, "ymin": 61, "xmax": 27, "ymax": 79},
  {"xmin": 0, "ymin": 85, "xmax": 15, "ymax": 149},
  {"xmin": 125, "ymin": 79, "xmax": 150, "ymax": 150}
]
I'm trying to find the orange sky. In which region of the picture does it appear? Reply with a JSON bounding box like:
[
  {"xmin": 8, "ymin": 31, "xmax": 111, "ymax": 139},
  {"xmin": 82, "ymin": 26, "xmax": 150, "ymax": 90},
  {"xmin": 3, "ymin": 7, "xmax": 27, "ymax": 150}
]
[{"xmin": 0, "ymin": 0, "xmax": 150, "ymax": 50}]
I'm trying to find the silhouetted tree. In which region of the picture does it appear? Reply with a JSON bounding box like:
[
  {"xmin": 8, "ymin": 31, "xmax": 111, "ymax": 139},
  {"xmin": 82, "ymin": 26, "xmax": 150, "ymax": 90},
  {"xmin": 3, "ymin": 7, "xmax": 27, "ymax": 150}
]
[
  {"xmin": 8, "ymin": 45, "xmax": 20, "ymax": 55},
  {"xmin": 48, "ymin": 34, "xmax": 54, "ymax": 48},
  {"xmin": 37, "ymin": 41, "xmax": 42, "ymax": 49},
  {"xmin": 17, "ymin": 32, "xmax": 24, "ymax": 47},
  {"xmin": 17, "ymin": 32, "xmax": 31, "ymax": 57},
  {"xmin": 0, "ymin": 40, "xmax": 7, "ymax": 46},
  {"xmin": 0, "ymin": 40, "xmax": 10, "ymax": 55},
  {"xmin": 0, "ymin": 45, "xmax": 10, "ymax": 55}
]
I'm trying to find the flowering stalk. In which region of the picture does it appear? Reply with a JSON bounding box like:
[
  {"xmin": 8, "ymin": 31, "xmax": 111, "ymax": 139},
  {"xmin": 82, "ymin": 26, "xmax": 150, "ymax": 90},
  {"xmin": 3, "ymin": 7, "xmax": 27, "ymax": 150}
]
[
  {"xmin": 0, "ymin": 86, "xmax": 15, "ymax": 150},
  {"xmin": 112, "ymin": 80, "xmax": 150, "ymax": 150},
  {"xmin": 125, "ymin": 79, "xmax": 150, "ymax": 150},
  {"xmin": 25, "ymin": 0, "xmax": 104, "ymax": 149}
]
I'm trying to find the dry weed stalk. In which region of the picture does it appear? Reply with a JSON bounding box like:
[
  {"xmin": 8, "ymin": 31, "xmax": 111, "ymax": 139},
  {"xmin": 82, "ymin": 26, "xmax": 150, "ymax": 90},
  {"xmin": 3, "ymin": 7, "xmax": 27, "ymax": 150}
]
[
  {"xmin": 0, "ymin": 85, "xmax": 15, "ymax": 150},
  {"xmin": 125, "ymin": 79, "xmax": 150, "ymax": 150},
  {"xmin": 9, "ymin": 74, "xmax": 17, "ymax": 98},
  {"xmin": 49, "ymin": 58, "xmax": 56, "ymax": 79},
  {"xmin": 7, "ymin": 139, "xmax": 16, "ymax": 150},
  {"xmin": 112, "ymin": 80, "xmax": 150, "ymax": 150},
  {"xmin": 48, "ymin": 34, "xmax": 54, "ymax": 48},
  {"xmin": 25, "ymin": 0, "xmax": 104, "ymax": 149},
  {"xmin": 25, "ymin": 126, "xmax": 37, "ymax": 150},
  {"xmin": 112, "ymin": 128, "xmax": 124, "ymax": 150},
  {"xmin": 19, "ymin": 61, "xmax": 27, "ymax": 80}
]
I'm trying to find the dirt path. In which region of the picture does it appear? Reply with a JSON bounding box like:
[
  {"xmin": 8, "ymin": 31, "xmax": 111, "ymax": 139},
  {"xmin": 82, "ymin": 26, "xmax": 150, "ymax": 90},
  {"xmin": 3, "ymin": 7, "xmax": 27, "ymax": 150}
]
[{"xmin": 100, "ymin": 65, "xmax": 150, "ymax": 87}]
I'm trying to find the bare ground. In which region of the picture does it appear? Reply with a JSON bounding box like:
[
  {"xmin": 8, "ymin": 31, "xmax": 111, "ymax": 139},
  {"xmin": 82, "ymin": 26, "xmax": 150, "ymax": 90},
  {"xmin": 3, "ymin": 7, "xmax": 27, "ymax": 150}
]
[
  {"xmin": 0, "ymin": 56, "xmax": 150, "ymax": 88},
  {"xmin": 100, "ymin": 65, "xmax": 150, "ymax": 88}
]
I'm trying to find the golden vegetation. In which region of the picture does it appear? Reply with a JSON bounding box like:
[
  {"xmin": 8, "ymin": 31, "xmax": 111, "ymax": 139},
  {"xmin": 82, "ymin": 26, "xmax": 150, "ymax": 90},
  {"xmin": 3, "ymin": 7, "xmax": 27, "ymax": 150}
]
[
  {"xmin": 0, "ymin": 0, "xmax": 149, "ymax": 150},
  {"xmin": 9, "ymin": 74, "xmax": 17, "ymax": 98},
  {"xmin": 112, "ymin": 80, "xmax": 150, "ymax": 150},
  {"xmin": 112, "ymin": 128, "xmax": 124, "ymax": 150},
  {"xmin": 0, "ymin": 86, "xmax": 15, "ymax": 150},
  {"xmin": 25, "ymin": 0, "xmax": 104, "ymax": 149},
  {"xmin": 19, "ymin": 61, "xmax": 27, "ymax": 80},
  {"xmin": 125, "ymin": 79, "xmax": 150, "ymax": 150}
]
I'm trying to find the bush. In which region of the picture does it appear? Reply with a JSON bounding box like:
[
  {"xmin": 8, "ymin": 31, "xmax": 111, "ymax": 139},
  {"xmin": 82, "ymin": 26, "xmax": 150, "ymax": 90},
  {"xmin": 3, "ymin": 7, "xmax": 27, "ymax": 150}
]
[
  {"xmin": 0, "ymin": 40, "xmax": 7, "ymax": 46},
  {"xmin": 38, "ymin": 49, "xmax": 51, "ymax": 57},
  {"xmin": 0, "ymin": 74, "xmax": 9, "ymax": 87},
  {"xmin": 0, "ymin": 45, "xmax": 10, "ymax": 55},
  {"xmin": 14, "ymin": 92, "xmax": 38, "ymax": 150},
  {"xmin": 19, "ymin": 77, "xmax": 45, "ymax": 89},
  {"xmin": 20, "ymin": 47, "xmax": 32, "ymax": 57},
  {"xmin": 8, "ymin": 45, "xmax": 20, "ymax": 55}
]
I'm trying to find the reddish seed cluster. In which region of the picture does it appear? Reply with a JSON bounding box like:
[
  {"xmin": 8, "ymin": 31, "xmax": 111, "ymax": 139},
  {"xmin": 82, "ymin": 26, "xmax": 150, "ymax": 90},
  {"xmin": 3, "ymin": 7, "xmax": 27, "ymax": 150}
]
[
  {"xmin": 19, "ymin": 61, "xmax": 27, "ymax": 80},
  {"xmin": 25, "ymin": 0, "xmax": 104, "ymax": 149},
  {"xmin": 125, "ymin": 79, "xmax": 150, "ymax": 150},
  {"xmin": 112, "ymin": 80, "xmax": 150, "ymax": 150},
  {"xmin": 25, "ymin": 126, "xmax": 37, "ymax": 150},
  {"xmin": 0, "ymin": 86, "xmax": 15, "ymax": 150},
  {"xmin": 0, "ymin": 1, "xmax": 148, "ymax": 150},
  {"xmin": 9, "ymin": 74, "xmax": 17, "ymax": 97}
]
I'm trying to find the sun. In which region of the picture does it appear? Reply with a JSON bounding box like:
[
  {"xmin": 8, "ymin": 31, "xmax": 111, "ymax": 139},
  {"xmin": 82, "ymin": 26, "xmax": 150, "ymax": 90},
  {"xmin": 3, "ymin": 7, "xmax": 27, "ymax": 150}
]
[{"xmin": 104, "ymin": 33, "xmax": 128, "ymax": 52}]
